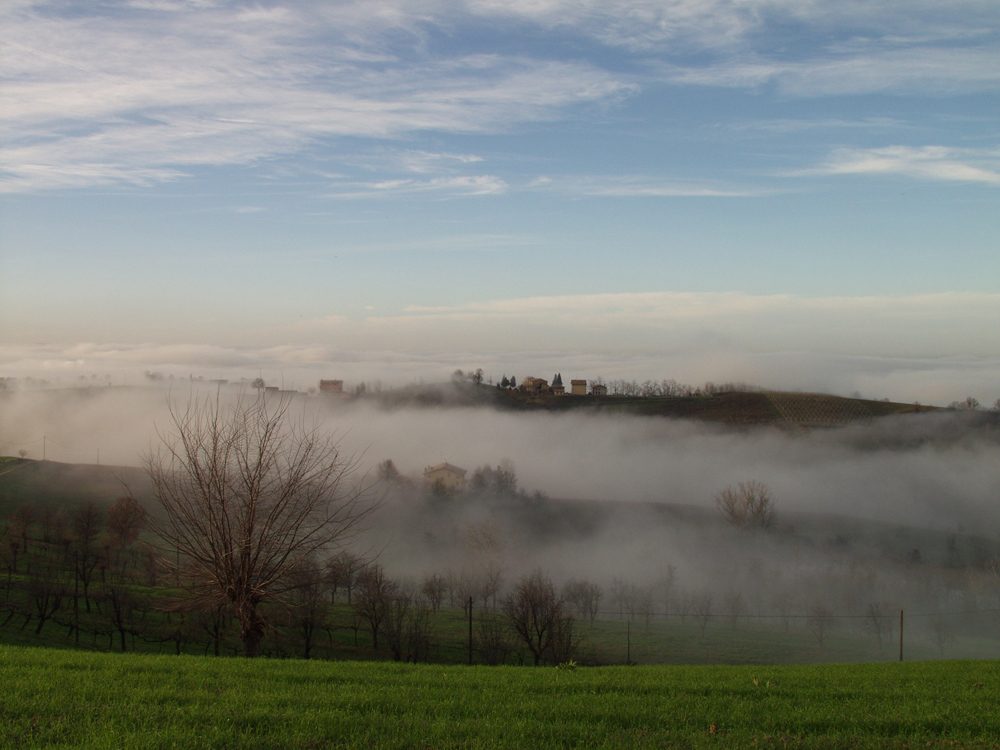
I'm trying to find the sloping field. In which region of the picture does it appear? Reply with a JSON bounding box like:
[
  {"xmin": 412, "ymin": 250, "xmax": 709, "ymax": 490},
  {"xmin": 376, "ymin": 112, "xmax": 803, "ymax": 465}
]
[
  {"xmin": 2, "ymin": 645, "xmax": 999, "ymax": 749},
  {"xmin": 762, "ymin": 392, "xmax": 930, "ymax": 427},
  {"xmin": 766, "ymin": 392, "xmax": 876, "ymax": 426},
  {"xmin": 499, "ymin": 390, "xmax": 929, "ymax": 426},
  {"xmin": 0, "ymin": 458, "xmax": 148, "ymax": 520}
]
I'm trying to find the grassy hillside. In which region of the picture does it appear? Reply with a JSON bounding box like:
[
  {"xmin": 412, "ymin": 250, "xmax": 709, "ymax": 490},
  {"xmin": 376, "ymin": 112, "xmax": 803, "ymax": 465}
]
[
  {"xmin": 3, "ymin": 645, "xmax": 999, "ymax": 749},
  {"xmin": 495, "ymin": 390, "xmax": 933, "ymax": 426},
  {"xmin": 0, "ymin": 457, "xmax": 148, "ymax": 520}
]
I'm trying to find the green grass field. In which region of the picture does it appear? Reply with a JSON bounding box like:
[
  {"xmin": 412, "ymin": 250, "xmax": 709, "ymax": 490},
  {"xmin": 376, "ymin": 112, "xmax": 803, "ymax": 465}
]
[{"xmin": 2, "ymin": 645, "xmax": 998, "ymax": 749}]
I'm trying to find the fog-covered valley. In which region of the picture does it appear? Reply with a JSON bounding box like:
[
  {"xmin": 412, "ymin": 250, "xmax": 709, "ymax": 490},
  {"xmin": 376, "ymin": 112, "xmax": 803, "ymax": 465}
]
[{"xmin": 3, "ymin": 386, "xmax": 999, "ymax": 658}]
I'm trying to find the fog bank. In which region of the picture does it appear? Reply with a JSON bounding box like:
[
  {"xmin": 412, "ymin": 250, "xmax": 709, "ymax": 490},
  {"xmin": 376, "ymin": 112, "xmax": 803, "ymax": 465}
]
[
  {"xmin": 2, "ymin": 387, "xmax": 998, "ymax": 535},
  {"xmin": 2, "ymin": 342, "xmax": 999, "ymax": 406}
]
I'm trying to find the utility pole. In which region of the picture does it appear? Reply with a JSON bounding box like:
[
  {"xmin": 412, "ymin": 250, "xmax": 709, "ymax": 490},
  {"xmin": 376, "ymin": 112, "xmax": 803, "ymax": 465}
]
[
  {"xmin": 74, "ymin": 551, "xmax": 80, "ymax": 645},
  {"xmin": 43, "ymin": 436, "xmax": 46, "ymax": 461},
  {"xmin": 899, "ymin": 610, "xmax": 904, "ymax": 662},
  {"xmin": 468, "ymin": 597, "xmax": 473, "ymax": 666},
  {"xmin": 627, "ymin": 620, "xmax": 631, "ymax": 665}
]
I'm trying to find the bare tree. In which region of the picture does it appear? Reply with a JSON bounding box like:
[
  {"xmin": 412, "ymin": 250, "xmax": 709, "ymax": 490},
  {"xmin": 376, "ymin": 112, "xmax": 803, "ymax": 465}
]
[
  {"xmin": 72, "ymin": 502, "xmax": 103, "ymax": 613},
  {"xmin": 676, "ymin": 589, "xmax": 696, "ymax": 625},
  {"xmin": 404, "ymin": 602, "xmax": 434, "ymax": 663},
  {"xmin": 381, "ymin": 590, "xmax": 412, "ymax": 662},
  {"xmin": 101, "ymin": 565, "xmax": 144, "ymax": 652},
  {"xmin": 656, "ymin": 566, "xmax": 676, "ymax": 616},
  {"xmin": 477, "ymin": 610, "xmax": 512, "ymax": 665},
  {"xmin": 469, "ymin": 462, "xmax": 518, "ymax": 496},
  {"xmin": 286, "ymin": 557, "xmax": 330, "ymax": 660},
  {"xmin": 354, "ymin": 563, "xmax": 396, "ymax": 651},
  {"xmin": 772, "ymin": 590, "xmax": 795, "ymax": 634},
  {"xmin": 2, "ymin": 527, "xmax": 20, "ymax": 583},
  {"xmin": 807, "ymin": 604, "xmax": 835, "ymax": 645},
  {"xmin": 547, "ymin": 611, "xmax": 579, "ymax": 665},
  {"xmin": 451, "ymin": 570, "xmax": 481, "ymax": 620},
  {"xmin": 610, "ymin": 576, "xmax": 630, "ymax": 619},
  {"xmin": 195, "ymin": 602, "xmax": 229, "ymax": 657},
  {"xmin": 501, "ymin": 569, "xmax": 574, "ymax": 666},
  {"xmin": 143, "ymin": 391, "xmax": 374, "ymax": 657},
  {"xmin": 25, "ymin": 561, "xmax": 65, "ymax": 635},
  {"xmin": 715, "ymin": 481, "xmax": 777, "ymax": 530},
  {"xmin": 479, "ymin": 561, "xmax": 505, "ymax": 611},
  {"xmin": 10, "ymin": 505, "xmax": 35, "ymax": 569},
  {"xmin": 562, "ymin": 579, "xmax": 602, "ymax": 623},
  {"xmin": 326, "ymin": 551, "xmax": 365, "ymax": 604},
  {"xmin": 723, "ymin": 589, "xmax": 747, "ymax": 631},
  {"xmin": 636, "ymin": 585, "xmax": 655, "ymax": 631},
  {"xmin": 863, "ymin": 601, "xmax": 893, "ymax": 649},
  {"xmin": 421, "ymin": 573, "xmax": 447, "ymax": 613},
  {"xmin": 693, "ymin": 594, "xmax": 713, "ymax": 635},
  {"xmin": 105, "ymin": 496, "xmax": 145, "ymax": 554},
  {"xmin": 929, "ymin": 613, "xmax": 954, "ymax": 656}
]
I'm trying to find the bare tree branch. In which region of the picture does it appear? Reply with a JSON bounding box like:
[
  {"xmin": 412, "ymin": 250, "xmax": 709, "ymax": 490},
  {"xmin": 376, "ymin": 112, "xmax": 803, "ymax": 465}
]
[{"xmin": 142, "ymin": 390, "xmax": 377, "ymax": 657}]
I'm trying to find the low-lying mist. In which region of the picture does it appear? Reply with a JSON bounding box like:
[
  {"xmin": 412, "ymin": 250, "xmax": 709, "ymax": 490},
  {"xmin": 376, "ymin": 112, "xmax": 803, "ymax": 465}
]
[
  {"xmin": 4, "ymin": 386, "xmax": 996, "ymax": 530},
  {"xmin": 3, "ymin": 386, "xmax": 999, "ymax": 655}
]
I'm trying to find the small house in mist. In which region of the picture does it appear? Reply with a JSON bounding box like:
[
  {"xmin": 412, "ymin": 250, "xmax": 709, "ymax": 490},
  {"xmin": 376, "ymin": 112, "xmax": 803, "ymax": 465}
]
[
  {"xmin": 423, "ymin": 462, "xmax": 467, "ymax": 493},
  {"xmin": 319, "ymin": 379, "xmax": 344, "ymax": 393},
  {"xmin": 570, "ymin": 379, "xmax": 587, "ymax": 396},
  {"xmin": 592, "ymin": 383, "xmax": 608, "ymax": 397}
]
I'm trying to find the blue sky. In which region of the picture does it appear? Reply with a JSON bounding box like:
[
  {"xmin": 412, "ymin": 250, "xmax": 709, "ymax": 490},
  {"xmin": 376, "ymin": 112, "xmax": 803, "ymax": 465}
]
[{"xmin": 1, "ymin": 0, "xmax": 998, "ymax": 401}]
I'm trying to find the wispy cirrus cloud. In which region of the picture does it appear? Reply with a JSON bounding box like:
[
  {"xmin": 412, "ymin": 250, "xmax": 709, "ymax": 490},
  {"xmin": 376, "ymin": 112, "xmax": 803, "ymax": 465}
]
[
  {"xmin": 3, "ymin": 0, "xmax": 999, "ymax": 194},
  {"xmin": 0, "ymin": 2, "xmax": 630, "ymax": 192},
  {"xmin": 799, "ymin": 145, "xmax": 1000, "ymax": 184},
  {"xmin": 527, "ymin": 175, "xmax": 765, "ymax": 197},
  {"xmin": 464, "ymin": 0, "xmax": 1000, "ymax": 62},
  {"xmin": 659, "ymin": 46, "xmax": 1000, "ymax": 96},
  {"xmin": 326, "ymin": 174, "xmax": 508, "ymax": 198},
  {"xmin": 396, "ymin": 151, "xmax": 485, "ymax": 174}
]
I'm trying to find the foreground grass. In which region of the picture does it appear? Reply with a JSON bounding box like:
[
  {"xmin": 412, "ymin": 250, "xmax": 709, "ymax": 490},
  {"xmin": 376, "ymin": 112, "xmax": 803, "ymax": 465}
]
[{"xmin": 2, "ymin": 646, "xmax": 999, "ymax": 749}]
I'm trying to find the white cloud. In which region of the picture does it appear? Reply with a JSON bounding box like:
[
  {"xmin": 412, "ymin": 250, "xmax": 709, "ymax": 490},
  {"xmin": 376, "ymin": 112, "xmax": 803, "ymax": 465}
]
[
  {"xmin": 463, "ymin": 0, "xmax": 1000, "ymax": 57},
  {"xmin": 659, "ymin": 47, "xmax": 1000, "ymax": 96},
  {"xmin": 5, "ymin": 291, "xmax": 997, "ymax": 361},
  {"xmin": 396, "ymin": 151, "xmax": 485, "ymax": 174},
  {"xmin": 5, "ymin": 0, "xmax": 997, "ymax": 193},
  {"xmin": 326, "ymin": 174, "xmax": 508, "ymax": 198},
  {"xmin": 527, "ymin": 175, "xmax": 764, "ymax": 197},
  {"xmin": 263, "ymin": 291, "xmax": 1000, "ymax": 365},
  {"xmin": 0, "ymin": 4, "xmax": 630, "ymax": 192},
  {"xmin": 807, "ymin": 145, "xmax": 1000, "ymax": 184}
]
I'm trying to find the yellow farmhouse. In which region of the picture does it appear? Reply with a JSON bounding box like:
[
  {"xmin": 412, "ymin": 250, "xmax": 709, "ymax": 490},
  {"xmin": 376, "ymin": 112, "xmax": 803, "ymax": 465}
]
[{"xmin": 423, "ymin": 462, "xmax": 468, "ymax": 493}]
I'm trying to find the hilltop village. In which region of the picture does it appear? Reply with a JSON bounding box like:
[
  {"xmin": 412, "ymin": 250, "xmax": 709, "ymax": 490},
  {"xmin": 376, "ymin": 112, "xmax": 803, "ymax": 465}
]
[{"xmin": 319, "ymin": 372, "xmax": 608, "ymax": 398}]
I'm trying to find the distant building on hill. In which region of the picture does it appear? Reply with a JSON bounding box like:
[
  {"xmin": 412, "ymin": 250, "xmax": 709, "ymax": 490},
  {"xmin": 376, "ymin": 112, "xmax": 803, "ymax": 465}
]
[
  {"xmin": 570, "ymin": 379, "xmax": 587, "ymax": 396},
  {"xmin": 423, "ymin": 462, "xmax": 467, "ymax": 493},
  {"xmin": 319, "ymin": 379, "xmax": 349, "ymax": 397},
  {"xmin": 591, "ymin": 383, "xmax": 608, "ymax": 397},
  {"xmin": 521, "ymin": 376, "xmax": 550, "ymax": 396}
]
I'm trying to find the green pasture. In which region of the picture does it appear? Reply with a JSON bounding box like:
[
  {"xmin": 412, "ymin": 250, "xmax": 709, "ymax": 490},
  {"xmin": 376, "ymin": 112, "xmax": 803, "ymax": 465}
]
[{"xmin": 2, "ymin": 645, "xmax": 999, "ymax": 749}]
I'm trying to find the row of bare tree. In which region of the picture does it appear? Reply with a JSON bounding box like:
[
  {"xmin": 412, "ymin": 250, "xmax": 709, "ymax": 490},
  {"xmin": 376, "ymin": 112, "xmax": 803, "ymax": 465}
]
[{"xmin": 585, "ymin": 378, "xmax": 762, "ymax": 398}]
